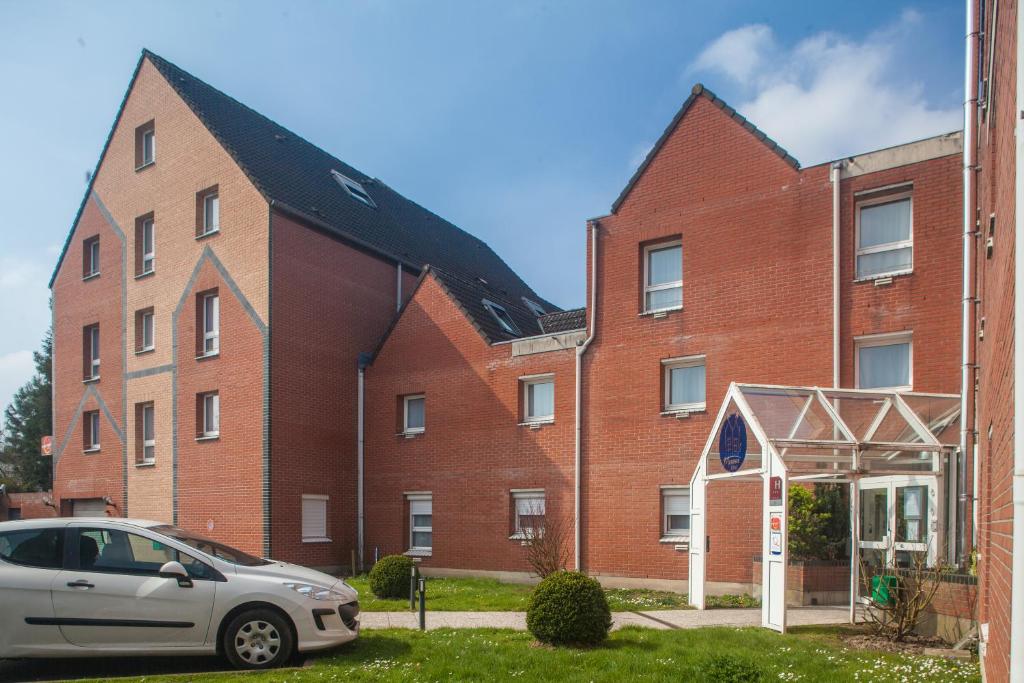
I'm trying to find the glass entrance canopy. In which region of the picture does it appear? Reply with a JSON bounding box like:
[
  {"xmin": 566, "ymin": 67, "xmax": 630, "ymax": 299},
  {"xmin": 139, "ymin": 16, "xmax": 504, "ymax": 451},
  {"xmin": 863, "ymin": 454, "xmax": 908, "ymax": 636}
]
[{"xmin": 702, "ymin": 383, "xmax": 960, "ymax": 480}]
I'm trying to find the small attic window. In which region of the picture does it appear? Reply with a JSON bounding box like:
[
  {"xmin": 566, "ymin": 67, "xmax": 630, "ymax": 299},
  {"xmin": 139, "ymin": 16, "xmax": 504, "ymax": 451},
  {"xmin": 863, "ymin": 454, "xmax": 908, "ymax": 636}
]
[
  {"xmin": 331, "ymin": 170, "xmax": 376, "ymax": 208},
  {"xmin": 483, "ymin": 299, "xmax": 520, "ymax": 336},
  {"xmin": 522, "ymin": 298, "xmax": 546, "ymax": 317}
]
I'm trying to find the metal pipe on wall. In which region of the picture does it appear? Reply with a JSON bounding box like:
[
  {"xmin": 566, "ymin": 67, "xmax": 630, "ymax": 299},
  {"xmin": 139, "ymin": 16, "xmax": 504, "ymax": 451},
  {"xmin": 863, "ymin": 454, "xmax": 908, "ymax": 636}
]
[{"xmin": 575, "ymin": 220, "xmax": 599, "ymax": 571}]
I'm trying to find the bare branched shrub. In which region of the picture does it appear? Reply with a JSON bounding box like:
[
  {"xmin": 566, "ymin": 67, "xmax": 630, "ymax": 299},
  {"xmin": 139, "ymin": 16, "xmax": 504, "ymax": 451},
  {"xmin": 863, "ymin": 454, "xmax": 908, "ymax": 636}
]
[
  {"xmin": 858, "ymin": 550, "xmax": 950, "ymax": 641},
  {"xmin": 524, "ymin": 515, "xmax": 571, "ymax": 579}
]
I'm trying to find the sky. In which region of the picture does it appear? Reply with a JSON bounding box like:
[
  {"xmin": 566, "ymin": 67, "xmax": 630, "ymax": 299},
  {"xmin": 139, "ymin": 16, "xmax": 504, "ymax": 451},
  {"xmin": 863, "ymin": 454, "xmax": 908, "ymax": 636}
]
[{"xmin": 0, "ymin": 0, "xmax": 964, "ymax": 419}]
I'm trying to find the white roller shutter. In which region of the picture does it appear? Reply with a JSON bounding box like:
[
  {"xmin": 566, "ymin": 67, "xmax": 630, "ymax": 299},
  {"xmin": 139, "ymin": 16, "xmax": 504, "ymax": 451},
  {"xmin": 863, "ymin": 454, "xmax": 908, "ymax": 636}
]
[
  {"xmin": 302, "ymin": 495, "xmax": 328, "ymax": 541},
  {"xmin": 72, "ymin": 499, "xmax": 107, "ymax": 517}
]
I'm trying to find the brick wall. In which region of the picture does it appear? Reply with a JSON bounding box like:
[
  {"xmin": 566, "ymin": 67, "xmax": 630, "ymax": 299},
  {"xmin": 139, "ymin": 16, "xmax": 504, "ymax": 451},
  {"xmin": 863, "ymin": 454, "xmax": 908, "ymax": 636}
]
[
  {"xmin": 0, "ymin": 492, "xmax": 58, "ymax": 520},
  {"xmin": 973, "ymin": 0, "xmax": 1017, "ymax": 679},
  {"xmin": 364, "ymin": 274, "xmax": 577, "ymax": 573},
  {"xmin": 269, "ymin": 210, "xmax": 407, "ymax": 568}
]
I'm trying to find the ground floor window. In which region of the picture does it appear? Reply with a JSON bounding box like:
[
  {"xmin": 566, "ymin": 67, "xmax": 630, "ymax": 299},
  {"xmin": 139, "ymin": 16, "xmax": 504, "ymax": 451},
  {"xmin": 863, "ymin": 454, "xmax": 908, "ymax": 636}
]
[
  {"xmin": 511, "ymin": 490, "xmax": 545, "ymax": 538},
  {"xmin": 301, "ymin": 494, "xmax": 329, "ymax": 543},
  {"xmin": 408, "ymin": 495, "xmax": 432, "ymax": 552},
  {"xmin": 661, "ymin": 487, "xmax": 691, "ymax": 542}
]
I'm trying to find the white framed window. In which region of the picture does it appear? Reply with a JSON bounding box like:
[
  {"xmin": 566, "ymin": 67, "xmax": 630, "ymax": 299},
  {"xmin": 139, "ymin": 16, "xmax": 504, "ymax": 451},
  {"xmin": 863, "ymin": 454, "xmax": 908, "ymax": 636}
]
[
  {"xmin": 512, "ymin": 490, "xmax": 545, "ymax": 539},
  {"xmin": 141, "ymin": 218, "xmax": 155, "ymax": 274},
  {"xmin": 200, "ymin": 392, "xmax": 220, "ymax": 438},
  {"xmin": 84, "ymin": 236, "xmax": 100, "ymax": 278},
  {"xmin": 662, "ymin": 487, "xmax": 691, "ymax": 539},
  {"xmin": 142, "ymin": 128, "xmax": 155, "ymax": 166},
  {"xmin": 856, "ymin": 193, "xmax": 913, "ymax": 279},
  {"xmin": 408, "ymin": 495, "xmax": 432, "ymax": 551},
  {"xmin": 644, "ymin": 241, "xmax": 683, "ymax": 312},
  {"xmin": 140, "ymin": 310, "xmax": 154, "ymax": 352},
  {"xmin": 483, "ymin": 299, "xmax": 520, "ymax": 336},
  {"xmin": 522, "ymin": 375, "xmax": 554, "ymax": 423},
  {"xmin": 403, "ymin": 394, "xmax": 425, "ymax": 434},
  {"xmin": 85, "ymin": 324, "xmax": 100, "ymax": 380},
  {"xmin": 203, "ymin": 193, "xmax": 220, "ymax": 234},
  {"xmin": 663, "ymin": 355, "xmax": 706, "ymax": 412},
  {"xmin": 141, "ymin": 403, "xmax": 155, "ymax": 463},
  {"xmin": 856, "ymin": 332, "xmax": 912, "ymax": 391},
  {"xmin": 203, "ymin": 294, "xmax": 219, "ymax": 356},
  {"xmin": 84, "ymin": 411, "xmax": 100, "ymax": 451},
  {"xmin": 331, "ymin": 170, "xmax": 376, "ymax": 208},
  {"xmin": 302, "ymin": 494, "xmax": 329, "ymax": 542},
  {"xmin": 522, "ymin": 298, "xmax": 546, "ymax": 317}
]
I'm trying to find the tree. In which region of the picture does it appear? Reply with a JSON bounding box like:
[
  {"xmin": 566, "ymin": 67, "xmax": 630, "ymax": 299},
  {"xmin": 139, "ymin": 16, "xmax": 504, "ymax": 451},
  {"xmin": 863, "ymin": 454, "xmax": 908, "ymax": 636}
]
[
  {"xmin": 788, "ymin": 484, "xmax": 849, "ymax": 561},
  {"xmin": 0, "ymin": 330, "xmax": 53, "ymax": 492}
]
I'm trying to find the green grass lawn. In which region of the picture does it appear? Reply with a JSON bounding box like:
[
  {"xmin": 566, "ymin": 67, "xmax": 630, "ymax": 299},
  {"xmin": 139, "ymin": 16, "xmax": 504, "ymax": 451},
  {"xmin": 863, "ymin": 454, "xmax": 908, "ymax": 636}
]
[
  {"xmin": 345, "ymin": 575, "xmax": 755, "ymax": 612},
  {"xmin": 83, "ymin": 626, "xmax": 979, "ymax": 683}
]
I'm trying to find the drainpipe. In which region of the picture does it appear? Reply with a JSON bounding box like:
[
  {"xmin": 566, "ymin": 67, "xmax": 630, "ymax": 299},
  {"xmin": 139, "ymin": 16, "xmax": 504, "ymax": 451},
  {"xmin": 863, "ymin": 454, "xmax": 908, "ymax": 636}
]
[
  {"xmin": 357, "ymin": 354, "xmax": 369, "ymax": 572},
  {"xmin": 830, "ymin": 161, "xmax": 842, "ymax": 389},
  {"xmin": 575, "ymin": 220, "xmax": 599, "ymax": 571},
  {"xmin": 959, "ymin": 0, "xmax": 979, "ymax": 570},
  {"xmin": 1010, "ymin": 2, "xmax": 1024, "ymax": 678},
  {"xmin": 396, "ymin": 263, "xmax": 403, "ymax": 311}
]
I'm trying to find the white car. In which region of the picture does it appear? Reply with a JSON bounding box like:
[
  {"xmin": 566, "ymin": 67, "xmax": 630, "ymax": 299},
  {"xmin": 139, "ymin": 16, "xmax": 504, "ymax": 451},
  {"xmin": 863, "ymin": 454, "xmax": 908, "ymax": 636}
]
[{"xmin": 0, "ymin": 518, "xmax": 359, "ymax": 669}]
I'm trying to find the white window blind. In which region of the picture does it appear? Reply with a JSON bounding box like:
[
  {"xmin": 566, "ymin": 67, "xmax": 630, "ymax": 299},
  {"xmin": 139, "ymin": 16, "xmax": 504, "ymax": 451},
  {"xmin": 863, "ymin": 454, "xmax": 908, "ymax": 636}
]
[
  {"xmin": 302, "ymin": 495, "xmax": 328, "ymax": 541},
  {"xmin": 664, "ymin": 356, "xmax": 706, "ymax": 411},
  {"xmin": 856, "ymin": 197, "xmax": 912, "ymax": 279},
  {"xmin": 857, "ymin": 337, "xmax": 911, "ymax": 390},
  {"xmin": 410, "ymin": 497, "xmax": 432, "ymax": 549},
  {"xmin": 663, "ymin": 489, "xmax": 691, "ymax": 536},
  {"xmin": 513, "ymin": 491, "xmax": 545, "ymax": 536},
  {"xmin": 645, "ymin": 242, "xmax": 683, "ymax": 311}
]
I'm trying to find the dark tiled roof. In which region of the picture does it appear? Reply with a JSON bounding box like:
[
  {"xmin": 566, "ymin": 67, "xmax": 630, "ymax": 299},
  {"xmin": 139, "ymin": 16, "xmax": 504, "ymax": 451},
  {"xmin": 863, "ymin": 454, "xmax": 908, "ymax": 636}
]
[
  {"xmin": 428, "ymin": 267, "xmax": 551, "ymax": 343},
  {"xmin": 53, "ymin": 49, "xmax": 556, "ymax": 316},
  {"xmin": 611, "ymin": 83, "xmax": 800, "ymax": 213},
  {"xmin": 539, "ymin": 308, "xmax": 586, "ymax": 334}
]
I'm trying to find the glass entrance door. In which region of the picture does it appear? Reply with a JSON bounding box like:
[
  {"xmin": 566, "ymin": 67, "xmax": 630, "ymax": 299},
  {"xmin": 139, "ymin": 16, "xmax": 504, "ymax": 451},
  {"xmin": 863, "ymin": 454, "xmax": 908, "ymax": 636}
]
[{"xmin": 858, "ymin": 476, "xmax": 938, "ymax": 568}]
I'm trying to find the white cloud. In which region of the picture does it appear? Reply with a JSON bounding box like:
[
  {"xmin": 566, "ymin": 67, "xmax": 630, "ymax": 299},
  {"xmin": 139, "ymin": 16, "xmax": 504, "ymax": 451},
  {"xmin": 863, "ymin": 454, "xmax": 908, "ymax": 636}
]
[{"xmin": 688, "ymin": 14, "xmax": 961, "ymax": 165}]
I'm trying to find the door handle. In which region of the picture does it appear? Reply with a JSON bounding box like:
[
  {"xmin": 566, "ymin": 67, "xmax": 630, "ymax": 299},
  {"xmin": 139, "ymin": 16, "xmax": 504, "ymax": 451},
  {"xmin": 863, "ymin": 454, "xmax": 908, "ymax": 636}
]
[{"xmin": 66, "ymin": 580, "xmax": 94, "ymax": 589}]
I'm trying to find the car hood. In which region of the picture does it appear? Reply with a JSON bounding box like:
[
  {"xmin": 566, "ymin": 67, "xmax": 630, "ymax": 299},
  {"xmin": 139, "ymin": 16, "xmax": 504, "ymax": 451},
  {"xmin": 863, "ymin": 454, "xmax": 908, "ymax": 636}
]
[{"xmin": 238, "ymin": 560, "xmax": 358, "ymax": 601}]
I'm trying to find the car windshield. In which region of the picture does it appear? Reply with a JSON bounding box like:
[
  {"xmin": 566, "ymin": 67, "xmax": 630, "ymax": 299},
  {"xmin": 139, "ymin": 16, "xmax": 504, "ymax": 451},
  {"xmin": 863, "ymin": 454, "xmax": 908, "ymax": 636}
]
[{"xmin": 151, "ymin": 525, "xmax": 271, "ymax": 566}]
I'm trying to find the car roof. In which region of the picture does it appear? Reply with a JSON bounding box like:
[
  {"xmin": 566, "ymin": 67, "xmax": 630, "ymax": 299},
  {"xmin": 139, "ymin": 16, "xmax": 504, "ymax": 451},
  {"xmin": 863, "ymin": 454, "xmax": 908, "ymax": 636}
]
[{"xmin": 0, "ymin": 518, "xmax": 167, "ymax": 531}]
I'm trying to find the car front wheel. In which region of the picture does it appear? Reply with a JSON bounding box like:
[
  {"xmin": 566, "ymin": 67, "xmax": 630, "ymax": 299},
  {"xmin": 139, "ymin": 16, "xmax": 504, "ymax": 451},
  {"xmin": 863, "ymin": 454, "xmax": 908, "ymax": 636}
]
[{"xmin": 223, "ymin": 608, "xmax": 294, "ymax": 669}]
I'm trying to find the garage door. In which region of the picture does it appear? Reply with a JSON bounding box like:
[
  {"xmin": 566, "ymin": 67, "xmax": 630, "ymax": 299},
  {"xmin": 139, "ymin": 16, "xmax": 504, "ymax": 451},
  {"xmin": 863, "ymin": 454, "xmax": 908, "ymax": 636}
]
[{"xmin": 72, "ymin": 499, "xmax": 107, "ymax": 517}]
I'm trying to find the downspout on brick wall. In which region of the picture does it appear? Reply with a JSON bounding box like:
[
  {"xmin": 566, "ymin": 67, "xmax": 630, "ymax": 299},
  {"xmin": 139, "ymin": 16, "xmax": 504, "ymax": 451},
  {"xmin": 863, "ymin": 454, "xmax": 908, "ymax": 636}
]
[
  {"xmin": 1010, "ymin": 1, "xmax": 1024, "ymax": 677},
  {"xmin": 575, "ymin": 220, "xmax": 598, "ymax": 571},
  {"xmin": 830, "ymin": 161, "xmax": 842, "ymax": 388}
]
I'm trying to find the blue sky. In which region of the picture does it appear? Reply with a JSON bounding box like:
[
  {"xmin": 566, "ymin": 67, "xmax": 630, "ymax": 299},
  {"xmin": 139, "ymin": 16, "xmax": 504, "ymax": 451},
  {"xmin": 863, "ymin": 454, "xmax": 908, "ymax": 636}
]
[{"xmin": 0, "ymin": 0, "xmax": 963, "ymax": 415}]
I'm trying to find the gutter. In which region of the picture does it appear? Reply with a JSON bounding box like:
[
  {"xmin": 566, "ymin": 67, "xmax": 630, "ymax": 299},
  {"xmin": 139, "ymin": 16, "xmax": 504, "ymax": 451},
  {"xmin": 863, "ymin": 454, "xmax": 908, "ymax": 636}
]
[
  {"xmin": 575, "ymin": 220, "xmax": 599, "ymax": 571},
  {"xmin": 960, "ymin": 0, "xmax": 979, "ymax": 570},
  {"xmin": 1010, "ymin": 1, "xmax": 1024, "ymax": 677},
  {"xmin": 357, "ymin": 353, "xmax": 370, "ymax": 572}
]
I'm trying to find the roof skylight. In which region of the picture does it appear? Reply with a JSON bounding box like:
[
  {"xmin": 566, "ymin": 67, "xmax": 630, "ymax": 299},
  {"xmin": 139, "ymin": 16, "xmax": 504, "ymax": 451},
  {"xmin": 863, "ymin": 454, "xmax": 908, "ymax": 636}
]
[
  {"xmin": 483, "ymin": 299, "xmax": 520, "ymax": 336},
  {"xmin": 522, "ymin": 298, "xmax": 546, "ymax": 317},
  {"xmin": 331, "ymin": 170, "xmax": 376, "ymax": 208}
]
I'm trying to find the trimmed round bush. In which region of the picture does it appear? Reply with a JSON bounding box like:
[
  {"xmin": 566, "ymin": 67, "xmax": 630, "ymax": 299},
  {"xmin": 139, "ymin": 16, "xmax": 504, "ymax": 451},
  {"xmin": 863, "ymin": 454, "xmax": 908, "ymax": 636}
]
[
  {"xmin": 369, "ymin": 554, "xmax": 414, "ymax": 598},
  {"xmin": 526, "ymin": 570, "xmax": 612, "ymax": 646}
]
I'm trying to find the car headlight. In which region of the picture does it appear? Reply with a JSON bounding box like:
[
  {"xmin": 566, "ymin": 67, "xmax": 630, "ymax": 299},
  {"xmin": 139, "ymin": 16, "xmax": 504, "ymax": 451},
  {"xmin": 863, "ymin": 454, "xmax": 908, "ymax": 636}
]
[{"xmin": 283, "ymin": 582, "xmax": 347, "ymax": 601}]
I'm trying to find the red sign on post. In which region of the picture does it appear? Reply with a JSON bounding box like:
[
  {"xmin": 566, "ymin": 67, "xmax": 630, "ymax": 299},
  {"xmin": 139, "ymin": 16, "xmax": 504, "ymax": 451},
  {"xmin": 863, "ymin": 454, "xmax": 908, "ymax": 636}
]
[
  {"xmin": 769, "ymin": 476, "xmax": 783, "ymax": 506},
  {"xmin": 40, "ymin": 436, "xmax": 52, "ymax": 457}
]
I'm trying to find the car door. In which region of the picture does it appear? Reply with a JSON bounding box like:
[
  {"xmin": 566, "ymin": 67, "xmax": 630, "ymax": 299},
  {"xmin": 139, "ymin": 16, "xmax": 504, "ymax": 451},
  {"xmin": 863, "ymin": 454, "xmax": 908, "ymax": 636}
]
[
  {"xmin": 0, "ymin": 524, "xmax": 69, "ymax": 656},
  {"xmin": 51, "ymin": 525, "xmax": 217, "ymax": 649}
]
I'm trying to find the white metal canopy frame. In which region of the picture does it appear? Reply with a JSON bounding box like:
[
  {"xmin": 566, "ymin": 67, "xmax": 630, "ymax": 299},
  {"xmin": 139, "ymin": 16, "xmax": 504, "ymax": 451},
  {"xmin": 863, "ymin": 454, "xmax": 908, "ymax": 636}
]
[{"xmin": 687, "ymin": 382, "xmax": 960, "ymax": 633}]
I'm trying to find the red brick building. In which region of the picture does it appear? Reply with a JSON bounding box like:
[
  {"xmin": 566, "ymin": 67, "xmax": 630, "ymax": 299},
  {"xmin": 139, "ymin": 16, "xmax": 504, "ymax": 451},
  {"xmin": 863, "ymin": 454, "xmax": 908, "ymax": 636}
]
[
  {"xmin": 364, "ymin": 85, "xmax": 965, "ymax": 593},
  {"xmin": 969, "ymin": 0, "xmax": 1021, "ymax": 680},
  {"xmin": 49, "ymin": 50, "xmax": 552, "ymax": 567}
]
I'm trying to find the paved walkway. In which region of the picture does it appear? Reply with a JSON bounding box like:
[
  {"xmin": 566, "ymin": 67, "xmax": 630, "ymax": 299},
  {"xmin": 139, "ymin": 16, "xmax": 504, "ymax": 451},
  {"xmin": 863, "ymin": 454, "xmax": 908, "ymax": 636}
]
[{"xmin": 361, "ymin": 606, "xmax": 851, "ymax": 631}]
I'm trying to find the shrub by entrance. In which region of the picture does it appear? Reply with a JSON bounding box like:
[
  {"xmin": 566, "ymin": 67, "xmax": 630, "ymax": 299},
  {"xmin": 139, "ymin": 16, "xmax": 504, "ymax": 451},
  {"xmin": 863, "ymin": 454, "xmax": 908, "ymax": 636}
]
[
  {"xmin": 526, "ymin": 571, "xmax": 612, "ymax": 646},
  {"xmin": 369, "ymin": 554, "xmax": 414, "ymax": 598}
]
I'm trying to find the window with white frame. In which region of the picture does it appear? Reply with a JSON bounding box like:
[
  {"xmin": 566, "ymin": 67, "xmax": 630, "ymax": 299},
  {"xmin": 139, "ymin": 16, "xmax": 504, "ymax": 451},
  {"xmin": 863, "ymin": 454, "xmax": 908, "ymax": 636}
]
[
  {"xmin": 141, "ymin": 218, "xmax": 155, "ymax": 274},
  {"xmin": 83, "ymin": 236, "xmax": 100, "ymax": 278},
  {"xmin": 84, "ymin": 410, "xmax": 100, "ymax": 452},
  {"xmin": 202, "ymin": 293, "xmax": 219, "ymax": 356},
  {"xmin": 199, "ymin": 392, "xmax": 220, "ymax": 438},
  {"xmin": 856, "ymin": 193, "xmax": 913, "ymax": 279},
  {"xmin": 331, "ymin": 170, "xmax": 376, "ymax": 208},
  {"xmin": 302, "ymin": 495, "xmax": 329, "ymax": 542},
  {"xmin": 84, "ymin": 324, "xmax": 100, "ymax": 380},
  {"xmin": 483, "ymin": 299, "xmax": 521, "ymax": 336},
  {"xmin": 137, "ymin": 308, "xmax": 154, "ymax": 352},
  {"xmin": 644, "ymin": 241, "xmax": 683, "ymax": 312},
  {"xmin": 856, "ymin": 333, "xmax": 912, "ymax": 390},
  {"xmin": 662, "ymin": 487, "xmax": 691, "ymax": 539},
  {"xmin": 663, "ymin": 355, "xmax": 706, "ymax": 412},
  {"xmin": 522, "ymin": 375, "xmax": 554, "ymax": 423},
  {"xmin": 137, "ymin": 402, "xmax": 155, "ymax": 464},
  {"xmin": 403, "ymin": 394, "xmax": 425, "ymax": 434},
  {"xmin": 408, "ymin": 495, "xmax": 432, "ymax": 551},
  {"xmin": 512, "ymin": 490, "xmax": 545, "ymax": 539},
  {"xmin": 203, "ymin": 192, "xmax": 220, "ymax": 235},
  {"xmin": 135, "ymin": 121, "xmax": 155, "ymax": 168}
]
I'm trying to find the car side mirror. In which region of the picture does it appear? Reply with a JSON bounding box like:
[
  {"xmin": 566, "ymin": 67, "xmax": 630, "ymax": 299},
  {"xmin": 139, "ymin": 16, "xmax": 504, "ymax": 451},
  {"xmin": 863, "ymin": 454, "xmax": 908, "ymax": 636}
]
[{"xmin": 159, "ymin": 561, "xmax": 193, "ymax": 587}]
